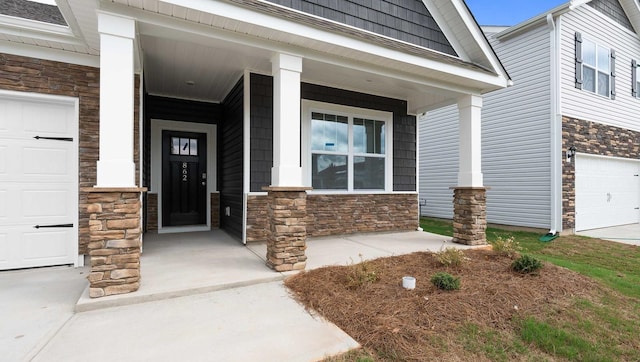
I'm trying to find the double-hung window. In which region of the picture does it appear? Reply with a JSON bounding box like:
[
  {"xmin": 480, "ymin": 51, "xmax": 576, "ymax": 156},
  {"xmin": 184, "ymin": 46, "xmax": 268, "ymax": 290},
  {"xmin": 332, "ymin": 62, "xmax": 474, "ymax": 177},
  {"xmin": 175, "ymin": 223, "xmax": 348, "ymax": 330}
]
[
  {"xmin": 575, "ymin": 32, "xmax": 615, "ymax": 99},
  {"xmin": 582, "ymin": 39, "xmax": 610, "ymax": 96},
  {"xmin": 304, "ymin": 101, "xmax": 391, "ymax": 192}
]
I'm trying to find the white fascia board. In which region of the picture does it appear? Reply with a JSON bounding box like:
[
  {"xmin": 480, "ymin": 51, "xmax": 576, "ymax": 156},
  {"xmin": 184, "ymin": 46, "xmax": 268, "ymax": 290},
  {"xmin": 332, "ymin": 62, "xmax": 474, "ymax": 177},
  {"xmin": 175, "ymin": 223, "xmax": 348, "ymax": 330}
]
[
  {"xmin": 496, "ymin": 3, "xmax": 574, "ymax": 40},
  {"xmin": 619, "ymin": 0, "xmax": 640, "ymax": 33},
  {"xmin": 151, "ymin": 0, "xmax": 505, "ymax": 88},
  {"xmin": 449, "ymin": 0, "xmax": 510, "ymax": 83},
  {"xmin": 0, "ymin": 39, "xmax": 99, "ymax": 67},
  {"xmin": 481, "ymin": 26, "xmax": 510, "ymax": 34}
]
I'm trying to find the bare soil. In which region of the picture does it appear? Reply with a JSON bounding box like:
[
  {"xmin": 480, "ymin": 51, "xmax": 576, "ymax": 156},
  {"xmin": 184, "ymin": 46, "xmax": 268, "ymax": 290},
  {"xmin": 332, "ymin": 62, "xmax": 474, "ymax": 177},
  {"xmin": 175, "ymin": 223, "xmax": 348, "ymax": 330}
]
[{"xmin": 285, "ymin": 248, "xmax": 605, "ymax": 361}]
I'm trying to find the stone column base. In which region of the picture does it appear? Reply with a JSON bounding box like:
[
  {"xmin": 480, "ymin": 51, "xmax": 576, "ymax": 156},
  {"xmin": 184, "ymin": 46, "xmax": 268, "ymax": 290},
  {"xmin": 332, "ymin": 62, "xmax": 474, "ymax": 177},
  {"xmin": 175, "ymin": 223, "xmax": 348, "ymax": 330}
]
[
  {"xmin": 451, "ymin": 187, "xmax": 488, "ymax": 245},
  {"xmin": 263, "ymin": 186, "xmax": 311, "ymax": 272},
  {"xmin": 82, "ymin": 187, "xmax": 146, "ymax": 298}
]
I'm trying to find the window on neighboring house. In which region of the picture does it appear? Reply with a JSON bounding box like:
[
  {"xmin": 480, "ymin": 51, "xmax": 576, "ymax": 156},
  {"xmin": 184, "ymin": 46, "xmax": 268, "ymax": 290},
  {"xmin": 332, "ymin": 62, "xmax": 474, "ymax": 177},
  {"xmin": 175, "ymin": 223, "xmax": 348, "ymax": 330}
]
[
  {"xmin": 304, "ymin": 102, "xmax": 391, "ymax": 191},
  {"xmin": 632, "ymin": 60, "xmax": 640, "ymax": 98},
  {"xmin": 575, "ymin": 32, "xmax": 616, "ymax": 99}
]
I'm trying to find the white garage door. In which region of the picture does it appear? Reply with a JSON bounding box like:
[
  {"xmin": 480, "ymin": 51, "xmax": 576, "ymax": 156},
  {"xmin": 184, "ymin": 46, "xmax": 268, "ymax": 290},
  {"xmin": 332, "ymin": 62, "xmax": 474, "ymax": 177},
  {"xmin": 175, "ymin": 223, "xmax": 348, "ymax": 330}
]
[
  {"xmin": 0, "ymin": 91, "xmax": 78, "ymax": 270},
  {"xmin": 575, "ymin": 154, "xmax": 640, "ymax": 231}
]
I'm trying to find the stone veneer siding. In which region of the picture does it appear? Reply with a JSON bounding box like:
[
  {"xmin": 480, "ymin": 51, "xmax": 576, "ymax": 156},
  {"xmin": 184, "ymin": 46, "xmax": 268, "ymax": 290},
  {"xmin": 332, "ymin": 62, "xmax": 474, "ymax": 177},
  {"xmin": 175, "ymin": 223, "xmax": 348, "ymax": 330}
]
[
  {"xmin": 146, "ymin": 193, "xmax": 158, "ymax": 232},
  {"xmin": 211, "ymin": 192, "xmax": 220, "ymax": 229},
  {"xmin": 562, "ymin": 116, "xmax": 640, "ymax": 230},
  {"xmin": 0, "ymin": 53, "xmax": 140, "ymax": 254},
  {"xmin": 451, "ymin": 187, "xmax": 487, "ymax": 245},
  {"xmin": 246, "ymin": 194, "xmax": 270, "ymax": 242},
  {"xmin": 264, "ymin": 188, "xmax": 309, "ymax": 271},
  {"xmin": 245, "ymin": 193, "xmax": 418, "ymax": 242},
  {"xmin": 84, "ymin": 188, "xmax": 145, "ymax": 298}
]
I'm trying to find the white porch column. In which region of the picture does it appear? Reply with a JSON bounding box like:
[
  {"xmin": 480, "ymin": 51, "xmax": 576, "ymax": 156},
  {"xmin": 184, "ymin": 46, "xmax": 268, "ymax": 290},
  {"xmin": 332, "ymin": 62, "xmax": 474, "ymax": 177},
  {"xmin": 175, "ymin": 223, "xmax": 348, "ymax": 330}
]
[
  {"xmin": 452, "ymin": 94, "xmax": 487, "ymax": 245},
  {"xmin": 457, "ymin": 94, "xmax": 483, "ymax": 187},
  {"xmin": 271, "ymin": 53, "xmax": 303, "ymax": 187},
  {"xmin": 96, "ymin": 13, "xmax": 136, "ymax": 187}
]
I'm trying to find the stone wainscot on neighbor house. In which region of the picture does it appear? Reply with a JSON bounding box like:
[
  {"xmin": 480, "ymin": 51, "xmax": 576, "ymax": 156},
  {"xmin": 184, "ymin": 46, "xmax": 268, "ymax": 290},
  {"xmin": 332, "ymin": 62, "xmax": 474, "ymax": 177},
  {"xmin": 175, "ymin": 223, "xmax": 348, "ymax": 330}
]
[
  {"xmin": 0, "ymin": 0, "xmax": 509, "ymax": 297},
  {"xmin": 420, "ymin": 0, "xmax": 640, "ymax": 236}
]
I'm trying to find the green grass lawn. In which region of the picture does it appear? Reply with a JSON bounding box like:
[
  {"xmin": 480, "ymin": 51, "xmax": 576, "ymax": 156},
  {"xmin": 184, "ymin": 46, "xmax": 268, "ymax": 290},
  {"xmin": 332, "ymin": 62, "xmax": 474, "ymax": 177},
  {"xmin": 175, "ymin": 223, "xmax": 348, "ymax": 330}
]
[{"xmin": 418, "ymin": 217, "xmax": 640, "ymax": 361}]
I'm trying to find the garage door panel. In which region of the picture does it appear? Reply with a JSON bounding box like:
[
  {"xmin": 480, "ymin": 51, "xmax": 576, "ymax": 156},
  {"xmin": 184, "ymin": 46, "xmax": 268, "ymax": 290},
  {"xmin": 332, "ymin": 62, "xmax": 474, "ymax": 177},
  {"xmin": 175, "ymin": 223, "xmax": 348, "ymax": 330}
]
[
  {"xmin": 23, "ymin": 190, "xmax": 70, "ymax": 218},
  {"xmin": 0, "ymin": 136, "xmax": 74, "ymax": 183},
  {"xmin": 0, "ymin": 184, "xmax": 72, "ymax": 226},
  {"xmin": 0, "ymin": 227, "xmax": 73, "ymax": 269},
  {"xmin": 0, "ymin": 91, "xmax": 77, "ymax": 270},
  {"xmin": 0, "ymin": 233, "xmax": 8, "ymax": 265},
  {"xmin": 22, "ymin": 230, "xmax": 72, "ymax": 262},
  {"xmin": 575, "ymin": 155, "xmax": 640, "ymax": 231},
  {"xmin": 23, "ymin": 147, "xmax": 71, "ymax": 176},
  {"xmin": 0, "ymin": 146, "xmax": 6, "ymax": 175},
  {"xmin": 0, "ymin": 190, "xmax": 6, "ymax": 221},
  {"xmin": 23, "ymin": 102, "xmax": 72, "ymax": 136}
]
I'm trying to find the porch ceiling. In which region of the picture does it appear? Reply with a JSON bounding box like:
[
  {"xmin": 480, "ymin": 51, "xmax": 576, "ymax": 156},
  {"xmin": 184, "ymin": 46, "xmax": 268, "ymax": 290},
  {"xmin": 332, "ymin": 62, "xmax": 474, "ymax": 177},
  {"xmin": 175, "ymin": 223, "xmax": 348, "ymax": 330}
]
[
  {"xmin": 136, "ymin": 18, "xmax": 462, "ymax": 111},
  {"xmin": 53, "ymin": 0, "xmax": 495, "ymax": 112},
  {"xmin": 139, "ymin": 25, "xmax": 460, "ymax": 108}
]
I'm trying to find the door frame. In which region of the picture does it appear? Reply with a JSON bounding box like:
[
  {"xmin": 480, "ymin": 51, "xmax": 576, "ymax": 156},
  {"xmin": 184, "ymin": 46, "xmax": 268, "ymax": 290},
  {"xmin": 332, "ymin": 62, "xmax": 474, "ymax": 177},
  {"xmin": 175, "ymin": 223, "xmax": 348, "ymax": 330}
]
[{"xmin": 151, "ymin": 119, "xmax": 217, "ymax": 233}]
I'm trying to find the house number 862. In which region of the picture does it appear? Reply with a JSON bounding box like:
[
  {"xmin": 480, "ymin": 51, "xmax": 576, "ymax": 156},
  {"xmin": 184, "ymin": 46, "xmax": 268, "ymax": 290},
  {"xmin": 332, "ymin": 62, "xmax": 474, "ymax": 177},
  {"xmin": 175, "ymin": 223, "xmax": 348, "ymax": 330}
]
[{"xmin": 182, "ymin": 162, "xmax": 188, "ymax": 182}]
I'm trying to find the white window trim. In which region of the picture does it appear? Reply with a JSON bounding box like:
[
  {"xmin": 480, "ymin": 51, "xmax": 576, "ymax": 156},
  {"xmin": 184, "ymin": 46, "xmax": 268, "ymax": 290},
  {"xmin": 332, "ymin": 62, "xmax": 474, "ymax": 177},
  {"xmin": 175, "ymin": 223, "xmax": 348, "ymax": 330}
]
[
  {"xmin": 301, "ymin": 100, "xmax": 393, "ymax": 193},
  {"xmin": 581, "ymin": 37, "xmax": 611, "ymax": 99}
]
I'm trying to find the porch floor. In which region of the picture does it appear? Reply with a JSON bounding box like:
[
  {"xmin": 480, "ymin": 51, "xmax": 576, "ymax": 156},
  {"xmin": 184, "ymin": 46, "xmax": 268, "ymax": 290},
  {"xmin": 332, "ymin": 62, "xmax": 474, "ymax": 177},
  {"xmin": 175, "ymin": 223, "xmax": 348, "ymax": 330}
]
[{"xmin": 76, "ymin": 229, "xmax": 471, "ymax": 311}]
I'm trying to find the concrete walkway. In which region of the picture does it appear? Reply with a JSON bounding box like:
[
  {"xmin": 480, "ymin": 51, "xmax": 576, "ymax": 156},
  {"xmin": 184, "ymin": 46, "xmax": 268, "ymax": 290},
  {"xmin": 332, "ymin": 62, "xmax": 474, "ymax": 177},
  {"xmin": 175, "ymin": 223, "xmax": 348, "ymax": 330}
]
[{"xmin": 4, "ymin": 230, "xmax": 464, "ymax": 362}]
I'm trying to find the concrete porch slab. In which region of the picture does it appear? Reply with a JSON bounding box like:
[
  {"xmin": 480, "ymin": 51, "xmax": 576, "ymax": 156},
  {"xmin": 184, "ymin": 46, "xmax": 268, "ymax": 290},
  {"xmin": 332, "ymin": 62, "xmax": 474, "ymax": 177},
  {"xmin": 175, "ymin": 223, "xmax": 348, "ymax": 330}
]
[
  {"xmin": 76, "ymin": 230, "xmax": 284, "ymax": 312},
  {"xmin": 77, "ymin": 230, "xmax": 468, "ymax": 311}
]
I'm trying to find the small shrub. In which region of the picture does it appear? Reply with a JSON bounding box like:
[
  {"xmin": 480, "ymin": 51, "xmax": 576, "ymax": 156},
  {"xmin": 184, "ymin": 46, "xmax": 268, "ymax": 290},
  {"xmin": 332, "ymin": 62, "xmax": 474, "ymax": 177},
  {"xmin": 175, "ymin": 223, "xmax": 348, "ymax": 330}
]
[
  {"xmin": 435, "ymin": 244, "xmax": 465, "ymax": 267},
  {"xmin": 490, "ymin": 235, "xmax": 521, "ymax": 258},
  {"xmin": 345, "ymin": 254, "xmax": 379, "ymax": 289},
  {"xmin": 430, "ymin": 272, "xmax": 460, "ymax": 291},
  {"xmin": 511, "ymin": 255, "xmax": 543, "ymax": 274}
]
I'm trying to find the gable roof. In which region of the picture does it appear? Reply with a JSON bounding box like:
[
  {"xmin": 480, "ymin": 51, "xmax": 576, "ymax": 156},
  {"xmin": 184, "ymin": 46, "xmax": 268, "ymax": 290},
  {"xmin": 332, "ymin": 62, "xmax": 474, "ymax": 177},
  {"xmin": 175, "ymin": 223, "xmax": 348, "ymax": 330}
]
[
  {"xmin": 264, "ymin": 0, "xmax": 458, "ymax": 56},
  {"xmin": 223, "ymin": 0, "xmax": 500, "ymax": 76}
]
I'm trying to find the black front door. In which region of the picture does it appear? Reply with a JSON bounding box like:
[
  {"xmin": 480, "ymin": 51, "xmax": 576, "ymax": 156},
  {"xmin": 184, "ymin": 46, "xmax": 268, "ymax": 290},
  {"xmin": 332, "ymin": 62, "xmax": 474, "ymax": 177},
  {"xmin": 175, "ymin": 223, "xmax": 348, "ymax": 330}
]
[{"xmin": 162, "ymin": 131, "xmax": 207, "ymax": 226}]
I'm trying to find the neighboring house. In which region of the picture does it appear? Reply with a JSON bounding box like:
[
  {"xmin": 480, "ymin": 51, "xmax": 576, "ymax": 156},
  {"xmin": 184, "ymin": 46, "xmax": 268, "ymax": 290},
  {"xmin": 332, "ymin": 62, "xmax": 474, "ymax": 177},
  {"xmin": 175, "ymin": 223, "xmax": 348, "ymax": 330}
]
[
  {"xmin": 420, "ymin": 0, "xmax": 640, "ymax": 235},
  {"xmin": 0, "ymin": 0, "xmax": 509, "ymax": 296}
]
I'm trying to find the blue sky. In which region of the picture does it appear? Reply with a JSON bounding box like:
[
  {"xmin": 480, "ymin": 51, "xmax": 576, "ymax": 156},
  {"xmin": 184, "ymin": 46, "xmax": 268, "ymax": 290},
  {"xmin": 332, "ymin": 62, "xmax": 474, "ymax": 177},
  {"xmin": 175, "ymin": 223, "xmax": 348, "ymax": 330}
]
[{"xmin": 466, "ymin": 0, "xmax": 568, "ymax": 26}]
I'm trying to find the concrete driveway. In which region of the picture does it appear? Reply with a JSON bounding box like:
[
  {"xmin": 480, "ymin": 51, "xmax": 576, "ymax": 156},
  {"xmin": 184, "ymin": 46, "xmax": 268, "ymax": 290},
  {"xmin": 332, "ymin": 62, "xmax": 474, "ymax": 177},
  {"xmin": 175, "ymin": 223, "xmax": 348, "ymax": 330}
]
[
  {"xmin": 576, "ymin": 223, "xmax": 640, "ymax": 246},
  {"xmin": 0, "ymin": 266, "xmax": 88, "ymax": 362}
]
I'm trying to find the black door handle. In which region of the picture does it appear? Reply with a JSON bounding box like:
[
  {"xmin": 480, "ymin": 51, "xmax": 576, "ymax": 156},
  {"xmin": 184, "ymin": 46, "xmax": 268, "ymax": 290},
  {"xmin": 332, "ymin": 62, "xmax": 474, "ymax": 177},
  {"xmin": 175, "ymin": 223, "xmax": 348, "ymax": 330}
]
[{"xmin": 34, "ymin": 224, "xmax": 73, "ymax": 229}]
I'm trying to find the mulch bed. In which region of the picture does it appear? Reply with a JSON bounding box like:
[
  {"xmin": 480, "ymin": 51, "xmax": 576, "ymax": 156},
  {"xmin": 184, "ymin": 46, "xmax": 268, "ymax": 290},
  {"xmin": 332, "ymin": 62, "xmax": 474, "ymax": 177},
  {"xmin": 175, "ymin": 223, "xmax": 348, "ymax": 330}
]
[{"xmin": 285, "ymin": 249, "xmax": 603, "ymax": 361}]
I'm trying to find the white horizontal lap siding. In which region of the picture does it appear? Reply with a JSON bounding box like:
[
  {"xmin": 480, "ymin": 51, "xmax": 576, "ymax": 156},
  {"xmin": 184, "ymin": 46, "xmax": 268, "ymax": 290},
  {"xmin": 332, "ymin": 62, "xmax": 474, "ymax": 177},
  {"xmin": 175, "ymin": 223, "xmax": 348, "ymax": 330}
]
[
  {"xmin": 420, "ymin": 24, "xmax": 552, "ymax": 228},
  {"xmin": 419, "ymin": 105, "xmax": 458, "ymax": 219},
  {"xmin": 560, "ymin": 7, "xmax": 640, "ymax": 132},
  {"xmin": 481, "ymin": 24, "xmax": 552, "ymax": 228}
]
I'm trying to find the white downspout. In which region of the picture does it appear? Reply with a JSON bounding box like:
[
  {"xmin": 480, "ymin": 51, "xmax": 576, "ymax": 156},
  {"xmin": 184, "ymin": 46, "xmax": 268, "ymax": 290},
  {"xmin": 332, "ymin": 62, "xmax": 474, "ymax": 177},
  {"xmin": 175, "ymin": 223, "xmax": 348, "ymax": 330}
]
[{"xmin": 547, "ymin": 13, "xmax": 563, "ymax": 236}]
